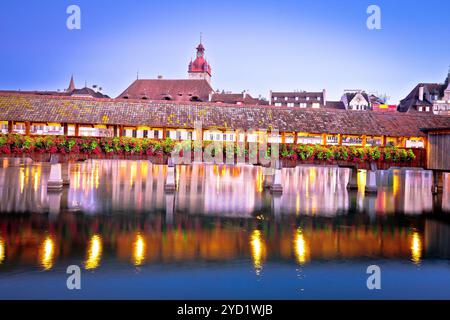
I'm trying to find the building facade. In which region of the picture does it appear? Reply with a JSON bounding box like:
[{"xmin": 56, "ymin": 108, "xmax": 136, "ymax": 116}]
[
  {"xmin": 341, "ymin": 90, "xmax": 372, "ymax": 111},
  {"xmin": 269, "ymin": 90, "xmax": 326, "ymax": 108},
  {"xmin": 399, "ymin": 69, "xmax": 450, "ymax": 115}
]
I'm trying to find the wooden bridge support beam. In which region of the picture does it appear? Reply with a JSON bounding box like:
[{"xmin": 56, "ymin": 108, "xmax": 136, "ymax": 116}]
[
  {"xmin": 431, "ymin": 170, "xmax": 444, "ymax": 195},
  {"xmin": 347, "ymin": 167, "xmax": 359, "ymax": 190},
  {"xmin": 25, "ymin": 121, "xmax": 31, "ymax": 136},
  {"xmin": 7, "ymin": 121, "xmax": 13, "ymax": 134}
]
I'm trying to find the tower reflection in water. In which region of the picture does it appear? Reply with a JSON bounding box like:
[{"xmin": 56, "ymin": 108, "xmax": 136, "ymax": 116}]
[{"xmin": 0, "ymin": 159, "xmax": 449, "ymax": 272}]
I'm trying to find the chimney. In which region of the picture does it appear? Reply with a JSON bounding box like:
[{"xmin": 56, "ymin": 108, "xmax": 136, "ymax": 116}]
[
  {"xmin": 418, "ymin": 85, "xmax": 424, "ymax": 101},
  {"xmin": 322, "ymin": 89, "xmax": 327, "ymax": 106},
  {"xmin": 157, "ymin": 75, "xmax": 163, "ymax": 80}
]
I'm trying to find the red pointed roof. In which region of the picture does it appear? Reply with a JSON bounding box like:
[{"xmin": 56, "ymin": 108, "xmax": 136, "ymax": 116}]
[{"xmin": 188, "ymin": 43, "xmax": 211, "ymax": 76}]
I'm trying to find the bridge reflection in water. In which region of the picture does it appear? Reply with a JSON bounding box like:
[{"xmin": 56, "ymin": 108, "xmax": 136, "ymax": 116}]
[{"xmin": 0, "ymin": 158, "xmax": 449, "ymax": 275}]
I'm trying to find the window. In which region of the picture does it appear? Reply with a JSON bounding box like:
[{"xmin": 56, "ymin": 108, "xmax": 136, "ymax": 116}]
[
  {"xmin": 274, "ymin": 103, "xmax": 282, "ymax": 107},
  {"xmin": 154, "ymin": 130, "xmax": 159, "ymax": 139},
  {"xmin": 273, "ymin": 97, "xmax": 278, "ymax": 101},
  {"xmin": 299, "ymin": 103, "xmax": 307, "ymax": 108},
  {"xmin": 425, "ymin": 107, "xmax": 430, "ymax": 112},
  {"xmin": 143, "ymin": 130, "xmax": 148, "ymax": 138},
  {"xmin": 418, "ymin": 107, "xmax": 423, "ymax": 112},
  {"xmin": 285, "ymin": 97, "xmax": 288, "ymax": 101},
  {"xmin": 132, "ymin": 130, "xmax": 137, "ymax": 138},
  {"xmin": 295, "ymin": 97, "xmax": 299, "ymax": 101},
  {"xmin": 287, "ymin": 103, "xmax": 294, "ymax": 107},
  {"xmin": 317, "ymin": 97, "xmax": 321, "ymax": 101},
  {"xmin": 312, "ymin": 103, "xmax": 320, "ymax": 108},
  {"xmin": 306, "ymin": 97, "xmax": 310, "ymax": 101}
]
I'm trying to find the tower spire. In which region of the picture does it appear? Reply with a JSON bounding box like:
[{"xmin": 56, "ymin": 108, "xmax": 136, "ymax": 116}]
[{"xmin": 67, "ymin": 74, "xmax": 75, "ymax": 92}]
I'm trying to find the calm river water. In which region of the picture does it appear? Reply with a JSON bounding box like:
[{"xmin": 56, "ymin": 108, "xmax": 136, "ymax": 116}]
[{"xmin": 0, "ymin": 158, "xmax": 449, "ymax": 299}]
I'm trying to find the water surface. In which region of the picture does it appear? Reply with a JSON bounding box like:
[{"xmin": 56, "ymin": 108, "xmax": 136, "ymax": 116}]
[{"xmin": 0, "ymin": 158, "xmax": 449, "ymax": 299}]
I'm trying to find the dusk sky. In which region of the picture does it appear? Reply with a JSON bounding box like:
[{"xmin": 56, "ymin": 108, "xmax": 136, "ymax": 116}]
[{"xmin": 0, "ymin": 0, "xmax": 449, "ymax": 103}]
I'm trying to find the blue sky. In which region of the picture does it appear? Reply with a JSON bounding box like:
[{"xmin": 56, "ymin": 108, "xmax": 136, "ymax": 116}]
[{"xmin": 0, "ymin": 0, "xmax": 449, "ymax": 103}]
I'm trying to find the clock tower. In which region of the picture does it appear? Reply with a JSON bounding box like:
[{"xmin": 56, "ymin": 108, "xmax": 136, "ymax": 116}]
[{"xmin": 188, "ymin": 40, "xmax": 212, "ymax": 84}]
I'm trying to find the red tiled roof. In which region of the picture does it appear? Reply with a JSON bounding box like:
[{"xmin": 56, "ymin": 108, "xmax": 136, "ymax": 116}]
[
  {"xmin": 211, "ymin": 93, "xmax": 268, "ymax": 105},
  {"xmin": 0, "ymin": 93, "xmax": 449, "ymax": 137},
  {"xmin": 324, "ymin": 101, "xmax": 345, "ymax": 110},
  {"xmin": 117, "ymin": 79, "xmax": 214, "ymax": 102}
]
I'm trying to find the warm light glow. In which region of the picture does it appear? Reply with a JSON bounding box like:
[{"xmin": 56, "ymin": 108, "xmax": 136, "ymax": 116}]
[
  {"xmin": 250, "ymin": 230, "xmax": 266, "ymax": 276},
  {"xmin": 411, "ymin": 231, "xmax": 422, "ymax": 264},
  {"xmin": 358, "ymin": 170, "xmax": 367, "ymax": 190},
  {"xmin": 393, "ymin": 173, "xmax": 400, "ymax": 197},
  {"xmin": 130, "ymin": 162, "xmax": 137, "ymax": 187},
  {"xmin": 176, "ymin": 165, "xmax": 180, "ymax": 191},
  {"xmin": 294, "ymin": 229, "xmax": 308, "ymax": 264},
  {"xmin": 256, "ymin": 169, "xmax": 263, "ymax": 193},
  {"xmin": 94, "ymin": 165, "xmax": 100, "ymax": 189},
  {"xmin": 19, "ymin": 167, "xmax": 25, "ymax": 193},
  {"xmin": 0, "ymin": 238, "xmax": 5, "ymax": 264},
  {"xmin": 133, "ymin": 234, "xmax": 146, "ymax": 266},
  {"xmin": 85, "ymin": 234, "xmax": 102, "ymax": 270},
  {"xmin": 40, "ymin": 236, "xmax": 55, "ymax": 270},
  {"xmin": 33, "ymin": 167, "xmax": 41, "ymax": 192}
]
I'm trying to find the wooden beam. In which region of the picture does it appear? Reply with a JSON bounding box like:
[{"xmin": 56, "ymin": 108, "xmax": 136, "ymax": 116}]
[
  {"xmin": 322, "ymin": 134, "xmax": 327, "ymax": 146},
  {"xmin": 362, "ymin": 135, "xmax": 367, "ymax": 147},
  {"xmin": 162, "ymin": 128, "xmax": 167, "ymax": 140},
  {"xmin": 338, "ymin": 134, "xmax": 343, "ymax": 146},
  {"xmin": 74, "ymin": 124, "xmax": 80, "ymax": 137},
  {"xmin": 63, "ymin": 123, "xmax": 69, "ymax": 136},
  {"xmin": 281, "ymin": 132, "xmax": 286, "ymax": 144},
  {"xmin": 293, "ymin": 132, "xmax": 298, "ymax": 145},
  {"xmin": 25, "ymin": 121, "xmax": 31, "ymax": 136},
  {"xmin": 8, "ymin": 121, "xmax": 13, "ymax": 134},
  {"xmin": 381, "ymin": 135, "xmax": 387, "ymax": 147}
]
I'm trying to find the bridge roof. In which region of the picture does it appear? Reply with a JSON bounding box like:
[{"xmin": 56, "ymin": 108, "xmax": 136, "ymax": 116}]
[{"xmin": 1, "ymin": 93, "xmax": 449, "ymax": 137}]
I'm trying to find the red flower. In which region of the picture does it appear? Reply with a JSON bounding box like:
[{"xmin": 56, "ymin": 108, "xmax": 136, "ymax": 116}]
[{"xmin": 49, "ymin": 146, "xmax": 58, "ymax": 154}]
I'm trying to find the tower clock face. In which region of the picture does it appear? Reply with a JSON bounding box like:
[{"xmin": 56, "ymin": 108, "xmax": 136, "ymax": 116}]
[{"xmin": 197, "ymin": 52, "xmax": 203, "ymax": 58}]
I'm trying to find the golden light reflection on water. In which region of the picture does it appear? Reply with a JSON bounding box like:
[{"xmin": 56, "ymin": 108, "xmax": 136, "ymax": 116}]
[
  {"xmin": 256, "ymin": 169, "xmax": 263, "ymax": 193},
  {"xmin": 85, "ymin": 234, "xmax": 102, "ymax": 270},
  {"xmin": 19, "ymin": 167, "xmax": 25, "ymax": 193},
  {"xmin": 33, "ymin": 166, "xmax": 41, "ymax": 192},
  {"xmin": 0, "ymin": 238, "xmax": 5, "ymax": 264},
  {"xmin": 411, "ymin": 231, "xmax": 422, "ymax": 265},
  {"xmin": 40, "ymin": 236, "xmax": 55, "ymax": 270},
  {"xmin": 133, "ymin": 234, "xmax": 146, "ymax": 266},
  {"xmin": 294, "ymin": 229, "xmax": 309, "ymax": 265},
  {"xmin": 250, "ymin": 230, "xmax": 266, "ymax": 276},
  {"xmin": 393, "ymin": 172, "xmax": 400, "ymax": 197},
  {"xmin": 358, "ymin": 170, "xmax": 366, "ymax": 190}
]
